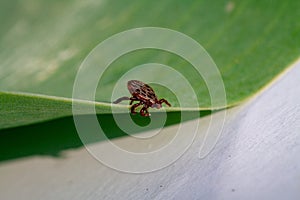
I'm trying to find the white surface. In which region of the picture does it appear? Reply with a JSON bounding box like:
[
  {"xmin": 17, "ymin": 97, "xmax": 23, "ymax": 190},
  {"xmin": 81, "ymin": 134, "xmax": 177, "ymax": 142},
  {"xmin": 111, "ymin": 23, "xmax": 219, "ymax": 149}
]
[{"xmin": 1, "ymin": 60, "xmax": 300, "ymax": 200}]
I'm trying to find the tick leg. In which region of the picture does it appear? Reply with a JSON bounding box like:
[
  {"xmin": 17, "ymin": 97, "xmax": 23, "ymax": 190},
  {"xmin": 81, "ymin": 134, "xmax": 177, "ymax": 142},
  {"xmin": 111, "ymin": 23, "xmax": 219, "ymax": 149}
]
[
  {"xmin": 140, "ymin": 106, "xmax": 150, "ymax": 117},
  {"xmin": 131, "ymin": 102, "xmax": 142, "ymax": 115},
  {"xmin": 129, "ymin": 97, "xmax": 138, "ymax": 105},
  {"xmin": 113, "ymin": 96, "xmax": 130, "ymax": 104},
  {"xmin": 158, "ymin": 99, "xmax": 171, "ymax": 107}
]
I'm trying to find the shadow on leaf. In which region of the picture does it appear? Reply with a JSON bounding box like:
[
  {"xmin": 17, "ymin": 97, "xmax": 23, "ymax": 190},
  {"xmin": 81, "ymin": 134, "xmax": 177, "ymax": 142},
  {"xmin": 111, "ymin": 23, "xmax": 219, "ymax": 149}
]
[{"xmin": 0, "ymin": 110, "xmax": 211, "ymax": 162}]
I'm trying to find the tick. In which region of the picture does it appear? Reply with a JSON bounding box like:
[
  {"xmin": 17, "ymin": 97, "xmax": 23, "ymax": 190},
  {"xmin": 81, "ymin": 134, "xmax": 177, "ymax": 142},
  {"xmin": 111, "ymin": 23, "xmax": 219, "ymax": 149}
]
[{"xmin": 113, "ymin": 80, "xmax": 171, "ymax": 117}]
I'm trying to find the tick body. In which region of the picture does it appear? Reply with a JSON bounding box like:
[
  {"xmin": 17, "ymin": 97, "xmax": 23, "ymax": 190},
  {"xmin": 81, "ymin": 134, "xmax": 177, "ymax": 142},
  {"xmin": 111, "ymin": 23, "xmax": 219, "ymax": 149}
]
[{"xmin": 113, "ymin": 80, "xmax": 171, "ymax": 117}]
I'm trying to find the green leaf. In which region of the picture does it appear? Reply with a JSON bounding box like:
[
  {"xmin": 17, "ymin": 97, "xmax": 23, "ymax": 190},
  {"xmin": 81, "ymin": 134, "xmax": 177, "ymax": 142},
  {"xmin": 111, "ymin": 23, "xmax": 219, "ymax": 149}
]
[
  {"xmin": 0, "ymin": 91, "xmax": 113, "ymax": 129},
  {"xmin": 0, "ymin": 0, "xmax": 299, "ymax": 129}
]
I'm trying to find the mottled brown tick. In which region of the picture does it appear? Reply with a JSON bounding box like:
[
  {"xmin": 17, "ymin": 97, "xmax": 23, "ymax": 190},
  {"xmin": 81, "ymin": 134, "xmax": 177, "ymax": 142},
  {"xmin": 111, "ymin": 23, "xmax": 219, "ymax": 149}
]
[{"xmin": 113, "ymin": 80, "xmax": 171, "ymax": 117}]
